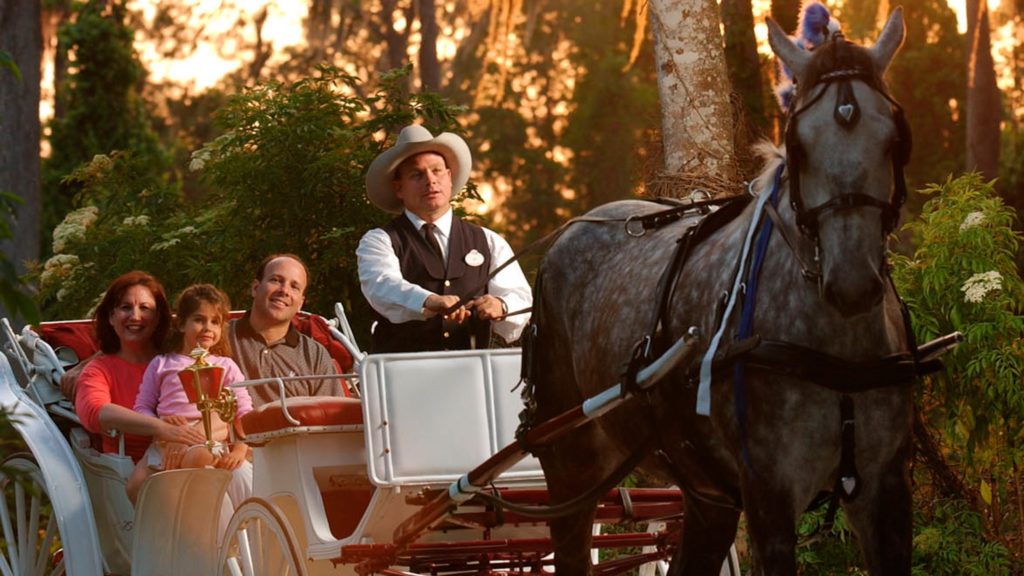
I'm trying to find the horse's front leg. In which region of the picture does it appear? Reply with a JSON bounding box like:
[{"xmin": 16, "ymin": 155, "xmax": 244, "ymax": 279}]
[
  {"xmin": 741, "ymin": 482, "xmax": 798, "ymax": 576},
  {"xmin": 668, "ymin": 494, "xmax": 740, "ymax": 576},
  {"xmin": 538, "ymin": 420, "xmax": 624, "ymax": 576},
  {"xmin": 842, "ymin": 447, "xmax": 912, "ymax": 574}
]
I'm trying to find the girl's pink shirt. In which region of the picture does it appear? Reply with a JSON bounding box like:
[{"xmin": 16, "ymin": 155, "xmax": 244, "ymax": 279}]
[{"xmin": 133, "ymin": 353, "xmax": 253, "ymax": 421}]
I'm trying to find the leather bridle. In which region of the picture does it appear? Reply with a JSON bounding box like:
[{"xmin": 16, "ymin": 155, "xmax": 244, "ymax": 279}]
[{"xmin": 783, "ymin": 39, "xmax": 912, "ymax": 241}]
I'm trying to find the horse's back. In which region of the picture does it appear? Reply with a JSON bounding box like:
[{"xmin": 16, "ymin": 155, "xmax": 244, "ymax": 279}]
[{"xmin": 536, "ymin": 199, "xmax": 710, "ymax": 397}]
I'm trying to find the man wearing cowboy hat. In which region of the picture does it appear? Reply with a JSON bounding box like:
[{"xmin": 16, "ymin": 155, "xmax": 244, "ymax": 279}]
[{"xmin": 356, "ymin": 124, "xmax": 532, "ymax": 353}]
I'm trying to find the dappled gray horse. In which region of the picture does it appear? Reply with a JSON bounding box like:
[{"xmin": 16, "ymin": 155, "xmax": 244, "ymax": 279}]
[{"xmin": 526, "ymin": 10, "xmax": 921, "ymax": 575}]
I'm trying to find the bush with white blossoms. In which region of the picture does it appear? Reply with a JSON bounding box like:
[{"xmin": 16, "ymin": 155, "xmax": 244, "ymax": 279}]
[
  {"xmin": 34, "ymin": 152, "xmax": 201, "ymax": 319},
  {"xmin": 890, "ymin": 173, "xmax": 1023, "ymax": 564},
  {"xmin": 51, "ymin": 206, "xmax": 98, "ymax": 254},
  {"xmin": 892, "ymin": 173, "xmax": 1022, "ymax": 436}
]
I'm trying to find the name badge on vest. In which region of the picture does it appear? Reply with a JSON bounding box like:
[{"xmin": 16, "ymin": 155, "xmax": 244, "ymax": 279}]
[{"xmin": 464, "ymin": 249, "xmax": 485, "ymax": 267}]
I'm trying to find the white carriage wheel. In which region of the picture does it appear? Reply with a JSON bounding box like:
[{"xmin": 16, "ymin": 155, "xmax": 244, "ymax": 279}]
[
  {"xmin": 0, "ymin": 455, "xmax": 66, "ymax": 576},
  {"xmin": 218, "ymin": 498, "xmax": 306, "ymax": 576}
]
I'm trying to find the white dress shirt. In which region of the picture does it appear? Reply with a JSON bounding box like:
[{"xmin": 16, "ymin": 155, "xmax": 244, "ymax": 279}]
[{"xmin": 357, "ymin": 209, "xmax": 533, "ymax": 343}]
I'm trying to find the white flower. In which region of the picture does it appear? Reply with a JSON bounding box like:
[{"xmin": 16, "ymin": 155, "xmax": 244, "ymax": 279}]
[
  {"xmin": 121, "ymin": 215, "xmax": 151, "ymax": 228},
  {"xmin": 960, "ymin": 211, "xmax": 986, "ymax": 231},
  {"xmin": 150, "ymin": 238, "xmax": 180, "ymax": 251},
  {"xmin": 52, "ymin": 206, "xmax": 99, "ymax": 253},
  {"xmin": 91, "ymin": 154, "xmax": 113, "ymax": 171},
  {"xmin": 40, "ymin": 254, "xmax": 81, "ymax": 289},
  {"xmin": 961, "ymin": 271, "xmax": 1003, "ymax": 303},
  {"xmin": 150, "ymin": 225, "xmax": 198, "ymax": 252},
  {"xmin": 189, "ymin": 147, "xmax": 212, "ymax": 172}
]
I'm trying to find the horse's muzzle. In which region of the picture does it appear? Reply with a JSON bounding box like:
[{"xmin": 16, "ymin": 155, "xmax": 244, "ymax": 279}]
[{"xmin": 822, "ymin": 272, "xmax": 884, "ymax": 318}]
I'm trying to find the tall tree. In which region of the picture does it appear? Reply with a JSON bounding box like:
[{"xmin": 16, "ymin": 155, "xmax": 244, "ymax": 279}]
[
  {"xmin": 721, "ymin": 0, "xmax": 767, "ymax": 134},
  {"xmin": 380, "ymin": 0, "xmax": 413, "ymax": 92},
  {"xmin": 44, "ymin": 0, "xmax": 168, "ymax": 243},
  {"xmin": 885, "ymin": 0, "xmax": 964, "ymax": 190},
  {"xmin": 0, "ymin": 0, "xmax": 42, "ymax": 326},
  {"xmin": 648, "ymin": 0, "xmax": 736, "ymax": 184},
  {"xmin": 965, "ymin": 0, "xmax": 1001, "ymax": 180},
  {"xmin": 418, "ymin": 0, "xmax": 441, "ymax": 91}
]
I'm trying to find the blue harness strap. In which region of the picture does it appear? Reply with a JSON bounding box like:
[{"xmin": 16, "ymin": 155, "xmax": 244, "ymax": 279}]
[{"xmin": 734, "ymin": 164, "xmax": 785, "ymax": 469}]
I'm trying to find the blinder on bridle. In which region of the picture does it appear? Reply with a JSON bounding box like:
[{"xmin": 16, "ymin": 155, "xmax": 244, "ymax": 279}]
[{"xmin": 783, "ymin": 35, "xmax": 913, "ymax": 240}]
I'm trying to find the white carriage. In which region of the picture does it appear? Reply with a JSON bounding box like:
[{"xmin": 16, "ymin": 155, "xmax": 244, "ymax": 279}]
[{"xmin": 0, "ymin": 306, "xmax": 739, "ymax": 576}]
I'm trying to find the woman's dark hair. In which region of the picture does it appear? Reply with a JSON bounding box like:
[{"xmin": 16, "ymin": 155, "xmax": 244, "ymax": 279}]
[
  {"xmin": 94, "ymin": 271, "xmax": 172, "ymax": 355},
  {"xmin": 166, "ymin": 284, "xmax": 233, "ymax": 357}
]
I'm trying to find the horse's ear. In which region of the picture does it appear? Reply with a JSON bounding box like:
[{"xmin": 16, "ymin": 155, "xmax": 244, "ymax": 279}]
[
  {"xmin": 767, "ymin": 17, "xmax": 810, "ymax": 83},
  {"xmin": 869, "ymin": 7, "xmax": 905, "ymax": 75}
]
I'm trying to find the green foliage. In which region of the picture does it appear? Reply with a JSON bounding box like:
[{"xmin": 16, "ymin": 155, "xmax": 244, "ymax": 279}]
[
  {"xmin": 890, "ymin": 173, "xmax": 1023, "ymax": 567},
  {"xmin": 43, "ymin": 0, "xmax": 170, "ymax": 251},
  {"xmin": 36, "ymin": 152, "xmax": 194, "ymax": 319},
  {"xmin": 911, "ymin": 499, "xmax": 1011, "ymax": 575},
  {"xmin": 788, "ymin": 487, "xmax": 1012, "ymax": 574},
  {"xmin": 891, "ymin": 174, "xmax": 1024, "ymax": 448},
  {"xmin": 795, "ymin": 508, "xmax": 866, "ymax": 575}
]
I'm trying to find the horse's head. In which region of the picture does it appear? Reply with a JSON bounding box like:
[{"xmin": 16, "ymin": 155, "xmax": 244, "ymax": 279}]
[{"xmin": 768, "ymin": 10, "xmax": 910, "ymax": 317}]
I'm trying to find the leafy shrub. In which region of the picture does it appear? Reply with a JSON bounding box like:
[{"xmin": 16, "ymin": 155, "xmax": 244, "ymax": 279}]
[{"xmin": 891, "ymin": 173, "xmax": 1022, "ymax": 568}]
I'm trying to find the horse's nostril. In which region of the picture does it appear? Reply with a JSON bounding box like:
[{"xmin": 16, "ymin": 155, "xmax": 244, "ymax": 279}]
[{"xmin": 823, "ymin": 277, "xmax": 884, "ymax": 317}]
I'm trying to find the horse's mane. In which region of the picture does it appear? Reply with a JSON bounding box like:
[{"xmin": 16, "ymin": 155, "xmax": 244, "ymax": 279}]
[{"xmin": 750, "ymin": 140, "xmax": 786, "ymax": 196}]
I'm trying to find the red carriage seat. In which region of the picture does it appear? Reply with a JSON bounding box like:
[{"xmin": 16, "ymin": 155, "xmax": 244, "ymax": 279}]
[{"xmin": 240, "ymin": 396, "xmax": 363, "ymax": 438}]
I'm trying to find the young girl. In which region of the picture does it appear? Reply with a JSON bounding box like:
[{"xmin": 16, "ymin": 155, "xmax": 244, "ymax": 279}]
[{"xmin": 127, "ymin": 284, "xmax": 254, "ymax": 504}]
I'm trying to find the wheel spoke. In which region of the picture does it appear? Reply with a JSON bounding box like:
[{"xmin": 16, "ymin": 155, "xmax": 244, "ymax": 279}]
[
  {"xmin": 0, "ymin": 481, "xmax": 16, "ymax": 574},
  {"xmin": 238, "ymin": 526, "xmax": 254, "ymax": 576},
  {"xmin": 226, "ymin": 556, "xmax": 244, "ymax": 576},
  {"xmin": 27, "ymin": 487, "xmax": 40, "ymax": 575},
  {"xmin": 0, "ymin": 553, "xmax": 14, "ymax": 576},
  {"xmin": 1, "ymin": 457, "xmax": 63, "ymax": 576},
  {"xmin": 14, "ymin": 481, "xmax": 26, "ymax": 574},
  {"xmin": 33, "ymin": 515, "xmax": 57, "ymax": 576}
]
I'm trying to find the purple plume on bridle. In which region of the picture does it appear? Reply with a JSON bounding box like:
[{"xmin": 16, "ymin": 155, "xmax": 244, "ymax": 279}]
[{"xmin": 774, "ymin": 2, "xmax": 842, "ymax": 111}]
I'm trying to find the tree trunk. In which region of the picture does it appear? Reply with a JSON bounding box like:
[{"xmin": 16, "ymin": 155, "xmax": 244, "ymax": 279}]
[
  {"xmin": 721, "ymin": 0, "xmax": 767, "ymax": 134},
  {"xmin": 380, "ymin": 0, "xmax": 412, "ymax": 93},
  {"xmin": 0, "ymin": 0, "xmax": 42, "ymax": 325},
  {"xmin": 417, "ymin": 0, "xmax": 440, "ymax": 92},
  {"xmin": 965, "ymin": 0, "xmax": 1001, "ymax": 180},
  {"xmin": 648, "ymin": 0, "xmax": 737, "ymax": 187}
]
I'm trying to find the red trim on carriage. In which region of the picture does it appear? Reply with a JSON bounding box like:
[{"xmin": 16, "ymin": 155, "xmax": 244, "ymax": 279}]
[{"xmin": 240, "ymin": 396, "xmax": 363, "ymax": 436}]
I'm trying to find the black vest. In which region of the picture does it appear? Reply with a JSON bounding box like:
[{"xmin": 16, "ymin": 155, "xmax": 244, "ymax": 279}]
[{"xmin": 371, "ymin": 215, "xmax": 492, "ymax": 353}]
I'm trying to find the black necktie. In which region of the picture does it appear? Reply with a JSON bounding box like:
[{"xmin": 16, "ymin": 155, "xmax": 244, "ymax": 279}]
[{"xmin": 422, "ymin": 223, "xmax": 444, "ymax": 262}]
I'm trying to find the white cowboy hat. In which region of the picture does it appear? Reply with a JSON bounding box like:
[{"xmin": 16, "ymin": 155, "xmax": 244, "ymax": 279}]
[{"xmin": 365, "ymin": 124, "xmax": 472, "ymax": 214}]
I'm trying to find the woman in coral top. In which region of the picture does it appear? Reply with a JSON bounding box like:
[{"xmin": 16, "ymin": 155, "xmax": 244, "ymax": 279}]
[{"xmin": 74, "ymin": 271, "xmax": 206, "ymax": 461}]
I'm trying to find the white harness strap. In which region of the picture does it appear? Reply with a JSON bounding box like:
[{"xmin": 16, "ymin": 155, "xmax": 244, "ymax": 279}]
[{"xmin": 696, "ymin": 186, "xmax": 773, "ymax": 416}]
